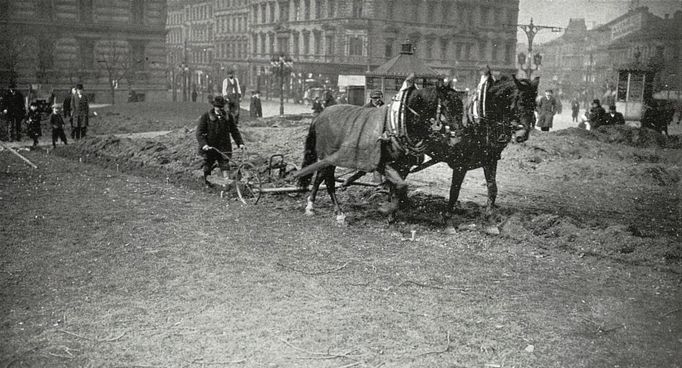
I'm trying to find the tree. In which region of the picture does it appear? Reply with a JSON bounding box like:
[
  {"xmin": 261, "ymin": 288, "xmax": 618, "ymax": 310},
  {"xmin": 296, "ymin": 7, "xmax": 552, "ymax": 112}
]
[
  {"xmin": 97, "ymin": 40, "xmax": 136, "ymax": 105},
  {"xmin": 0, "ymin": 26, "xmax": 29, "ymax": 85}
]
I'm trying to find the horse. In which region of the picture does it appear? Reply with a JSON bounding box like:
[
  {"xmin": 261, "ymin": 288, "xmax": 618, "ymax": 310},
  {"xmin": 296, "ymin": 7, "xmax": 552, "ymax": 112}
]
[
  {"xmin": 294, "ymin": 83, "xmax": 464, "ymax": 224},
  {"xmin": 434, "ymin": 73, "xmax": 539, "ymax": 223}
]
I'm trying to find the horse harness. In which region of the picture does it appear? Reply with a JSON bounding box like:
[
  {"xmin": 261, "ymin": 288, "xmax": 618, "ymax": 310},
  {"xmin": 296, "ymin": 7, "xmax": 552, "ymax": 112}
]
[{"xmin": 384, "ymin": 90, "xmax": 458, "ymax": 157}]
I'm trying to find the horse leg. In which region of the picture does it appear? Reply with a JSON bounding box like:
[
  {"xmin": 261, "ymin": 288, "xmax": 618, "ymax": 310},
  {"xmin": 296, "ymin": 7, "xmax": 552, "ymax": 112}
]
[
  {"xmin": 305, "ymin": 171, "xmax": 324, "ymax": 216},
  {"xmin": 379, "ymin": 164, "xmax": 407, "ymax": 215},
  {"xmin": 483, "ymin": 160, "xmax": 499, "ymax": 217},
  {"xmin": 444, "ymin": 165, "xmax": 467, "ymax": 232},
  {"xmin": 322, "ymin": 166, "xmax": 346, "ymax": 225}
]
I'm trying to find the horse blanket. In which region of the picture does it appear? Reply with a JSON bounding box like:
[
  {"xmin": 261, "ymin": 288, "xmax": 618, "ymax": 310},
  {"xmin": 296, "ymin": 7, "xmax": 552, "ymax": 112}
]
[{"xmin": 314, "ymin": 104, "xmax": 389, "ymax": 172}]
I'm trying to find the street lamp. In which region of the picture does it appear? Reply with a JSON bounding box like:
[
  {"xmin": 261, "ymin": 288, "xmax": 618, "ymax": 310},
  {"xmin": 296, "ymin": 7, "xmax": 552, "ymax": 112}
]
[
  {"xmin": 507, "ymin": 18, "xmax": 562, "ymax": 78},
  {"xmin": 271, "ymin": 53, "xmax": 294, "ymax": 116}
]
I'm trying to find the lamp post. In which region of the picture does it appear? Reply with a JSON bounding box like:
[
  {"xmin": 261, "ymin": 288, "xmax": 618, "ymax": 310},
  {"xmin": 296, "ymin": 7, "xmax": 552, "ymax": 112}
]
[
  {"xmin": 507, "ymin": 18, "xmax": 562, "ymax": 79},
  {"xmin": 271, "ymin": 53, "xmax": 294, "ymax": 116}
]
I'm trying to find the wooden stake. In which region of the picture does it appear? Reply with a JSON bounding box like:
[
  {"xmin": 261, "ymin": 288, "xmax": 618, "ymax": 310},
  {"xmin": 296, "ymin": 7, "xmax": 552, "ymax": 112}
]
[{"xmin": 0, "ymin": 142, "xmax": 38, "ymax": 169}]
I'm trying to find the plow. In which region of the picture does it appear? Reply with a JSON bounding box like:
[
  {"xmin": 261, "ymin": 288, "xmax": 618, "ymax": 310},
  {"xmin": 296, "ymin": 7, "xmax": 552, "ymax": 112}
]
[{"xmin": 205, "ymin": 148, "xmax": 441, "ymax": 205}]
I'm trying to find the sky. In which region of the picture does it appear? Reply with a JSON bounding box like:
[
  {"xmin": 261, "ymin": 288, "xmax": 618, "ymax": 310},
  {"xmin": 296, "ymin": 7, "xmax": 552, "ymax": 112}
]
[{"xmin": 517, "ymin": 0, "xmax": 682, "ymax": 45}]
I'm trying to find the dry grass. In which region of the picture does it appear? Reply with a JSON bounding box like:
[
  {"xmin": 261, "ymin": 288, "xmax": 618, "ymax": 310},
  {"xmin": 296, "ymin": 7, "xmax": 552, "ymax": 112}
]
[{"xmin": 1, "ymin": 150, "xmax": 681, "ymax": 368}]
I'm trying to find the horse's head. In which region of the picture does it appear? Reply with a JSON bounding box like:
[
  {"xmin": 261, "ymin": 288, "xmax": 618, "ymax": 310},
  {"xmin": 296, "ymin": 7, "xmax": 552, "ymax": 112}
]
[
  {"xmin": 508, "ymin": 75, "xmax": 540, "ymax": 142},
  {"xmin": 405, "ymin": 83, "xmax": 464, "ymax": 146}
]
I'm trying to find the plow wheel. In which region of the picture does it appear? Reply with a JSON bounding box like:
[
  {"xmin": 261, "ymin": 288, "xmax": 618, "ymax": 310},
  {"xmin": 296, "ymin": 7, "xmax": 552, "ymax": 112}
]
[{"xmin": 235, "ymin": 162, "xmax": 263, "ymax": 205}]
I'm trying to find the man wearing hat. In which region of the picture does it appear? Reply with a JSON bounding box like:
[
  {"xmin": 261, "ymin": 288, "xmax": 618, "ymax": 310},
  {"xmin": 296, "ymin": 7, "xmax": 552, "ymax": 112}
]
[
  {"xmin": 70, "ymin": 83, "xmax": 89, "ymax": 140},
  {"xmin": 222, "ymin": 70, "xmax": 241, "ymax": 124},
  {"xmin": 536, "ymin": 89, "xmax": 558, "ymax": 131},
  {"xmin": 196, "ymin": 96, "xmax": 246, "ymax": 188},
  {"xmin": 587, "ymin": 99, "xmax": 606, "ymax": 130},
  {"xmin": 2, "ymin": 82, "xmax": 26, "ymax": 141},
  {"xmin": 249, "ymin": 90, "xmax": 262, "ymax": 118},
  {"xmin": 49, "ymin": 104, "xmax": 68, "ymax": 147},
  {"xmin": 603, "ymin": 104, "xmax": 625, "ymax": 126},
  {"xmin": 363, "ymin": 90, "xmax": 385, "ymax": 108}
]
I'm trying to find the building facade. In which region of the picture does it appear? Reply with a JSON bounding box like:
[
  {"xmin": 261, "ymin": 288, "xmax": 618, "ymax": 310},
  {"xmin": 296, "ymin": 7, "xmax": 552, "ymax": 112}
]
[
  {"xmin": 166, "ymin": 0, "xmax": 519, "ymax": 101},
  {"xmin": 249, "ymin": 0, "xmax": 519, "ymax": 93},
  {"xmin": 0, "ymin": 0, "xmax": 167, "ymax": 103},
  {"xmin": 534, "ymin": 6, "xmax": 682, "ymax": 103}
]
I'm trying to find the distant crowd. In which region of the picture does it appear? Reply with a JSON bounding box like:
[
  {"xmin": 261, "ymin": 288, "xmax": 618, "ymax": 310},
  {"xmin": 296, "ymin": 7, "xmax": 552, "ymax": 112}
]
[{"xmin": 1, "ymin": 82, "xmax": 90, "ymax": 148}]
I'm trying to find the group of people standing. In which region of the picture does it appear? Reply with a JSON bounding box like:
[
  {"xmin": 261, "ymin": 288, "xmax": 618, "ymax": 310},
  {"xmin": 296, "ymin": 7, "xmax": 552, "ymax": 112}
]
[
  {"xmin": 1, "ymin": 82, "xmax": 89, "ymax": 148},
  {"xmin": 534, "ymin": 88, "xmax": 627, "ymax": 131}
]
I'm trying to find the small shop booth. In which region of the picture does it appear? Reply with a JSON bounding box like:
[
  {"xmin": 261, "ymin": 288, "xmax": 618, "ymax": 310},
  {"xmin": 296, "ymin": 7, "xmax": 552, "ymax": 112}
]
[
  {"xmin": 615, "ymin": 63, "xmax": 655, "ymax": 121},
  {"xmin": 365, "ymin": 42, "xmax": 443, "ymax": 104}
]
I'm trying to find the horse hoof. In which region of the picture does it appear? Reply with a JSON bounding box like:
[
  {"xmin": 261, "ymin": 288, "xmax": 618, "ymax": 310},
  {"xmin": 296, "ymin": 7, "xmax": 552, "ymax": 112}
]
[
  {"xmin": 378, "ymin": 203, "xmax": 398, "ymax": 215},
  {"xmin": 484, "ymin": 225, "xmax": 500, "ymax": 236},
  {"xmin": 335, "ymin": 213, "xmax": 347, "ymax": 227}
]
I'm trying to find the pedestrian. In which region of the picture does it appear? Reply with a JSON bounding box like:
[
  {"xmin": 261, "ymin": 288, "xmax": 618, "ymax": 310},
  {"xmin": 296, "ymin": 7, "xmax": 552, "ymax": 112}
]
[
  {"xmin": 536, "ymin": 89, "xmax": 558, "ymax": 131},
  {"xmin": 196, "ymin": 96, "xmax": 246, "ymax": 188},
  {"xmin": 63, "ymin": 87, "xmax": 76, "ymax": 139},
  {"xmin": 603, "ymin": 105, "xmax": 625, "ymax": 126},
  {"xmin": 311, "ymin": 97, "xmax": 323, "ymax": 115},
  {"xmin": 323, "ymin": 90, "xmax": 336, "ymax": 108},
  {"xmin": 25, "ymin": 101, "xmax": 42, "ymax": 148},
  {"xmin": 571, "ymin": 98, "xmax": 580, "ymax": 123},
  {"xmin": 587, "ymin": 99, "xmax": 606, "ymax": 130},
  {"xmin": 363, "ymin": 90, "xmax": 385, "ymax": 108},
  {"xmin": 49, "ymin": 104, "xmax": 68, "ymax": 147},
  {"xmin": 71, "ymin": 84, "xmax": 89, "ymax": 140},
  {"xmin": 191, "ymin": 87, "xmax": 198, "ymax": 102},
  {"xmin": 249, "ymin": 90, "xmax": 263, "ymax": 118},
  {"xmin": 2, "ymin": 82, "xmax": 26, "ymax": 141},
  {"xmin": 222, "ymin": 70, "xmax": 242, "ymax": 124}
]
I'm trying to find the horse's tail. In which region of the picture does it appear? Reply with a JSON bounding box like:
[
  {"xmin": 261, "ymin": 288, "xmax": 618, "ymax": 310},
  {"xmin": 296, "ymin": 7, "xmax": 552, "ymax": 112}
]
[{"xmin": 297, "ymin": 122, "xmax": 318, "ymax": 187}]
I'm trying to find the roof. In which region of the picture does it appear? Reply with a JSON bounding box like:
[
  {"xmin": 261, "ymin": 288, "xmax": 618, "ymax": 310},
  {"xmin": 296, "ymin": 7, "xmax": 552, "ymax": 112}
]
[{"xmin": 366, "ymin": 52, "xmax": 442, "ymax": 78}]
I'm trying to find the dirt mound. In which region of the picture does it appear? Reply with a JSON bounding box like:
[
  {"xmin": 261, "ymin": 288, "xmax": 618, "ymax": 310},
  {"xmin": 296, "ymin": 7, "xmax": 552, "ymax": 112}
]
[
  {"xmin": 66, "ymin": 125, "xmax": 309, "ymax": 181},
  {"xmin": 248, "ymin": 113, "xmax": 313, "ymax": 128},
  {"xmin": 496, "ymin": 211, "xmax": 679, "ymax": 266}
]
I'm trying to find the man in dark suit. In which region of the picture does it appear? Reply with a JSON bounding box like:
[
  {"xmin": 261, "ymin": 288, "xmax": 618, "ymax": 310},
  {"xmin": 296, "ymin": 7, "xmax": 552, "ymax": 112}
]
[
  {"xmin": 2, "ymin": 82, "xmax": 26, "ymax": 141},
  {"xmin": 71, "ymin": 84, "xmax": 89, "ymax": 140},
  {"xmin": 196, "ymin": 96, "xmax": 246, "ymax": 188},
  {"xmin": 603, "ymin": 105, "xmax": 625, "ymax": 126}
]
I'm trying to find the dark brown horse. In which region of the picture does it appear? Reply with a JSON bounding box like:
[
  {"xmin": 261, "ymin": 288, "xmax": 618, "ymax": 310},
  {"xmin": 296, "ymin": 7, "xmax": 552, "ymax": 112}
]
[
  {"xmin": 294, "ymin": 83, "xmax": 464, "ymax": 224},
  {"xmin": 433, "ymin": 73, "xmax": 539, "ymax": 222}
]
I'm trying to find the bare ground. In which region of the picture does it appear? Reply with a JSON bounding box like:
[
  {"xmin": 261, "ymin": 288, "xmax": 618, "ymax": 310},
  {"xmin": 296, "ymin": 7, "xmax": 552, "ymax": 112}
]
[{"xmin": 1, "ymin": 136, "xmax": 681, "ymax": 367}]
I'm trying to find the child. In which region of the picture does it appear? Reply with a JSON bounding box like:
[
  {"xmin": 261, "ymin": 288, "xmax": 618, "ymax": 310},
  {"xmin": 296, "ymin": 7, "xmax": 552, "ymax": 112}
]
[
  {"xmin": 25, "ymin": 101, "xmax": 42, "ymax": 148},
  {"xmin": 50, "ymin": 104, "xmax": 68, "ymax": 147}
]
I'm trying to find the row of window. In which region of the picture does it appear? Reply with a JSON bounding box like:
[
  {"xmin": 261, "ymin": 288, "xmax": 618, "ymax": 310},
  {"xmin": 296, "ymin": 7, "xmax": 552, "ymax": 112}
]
[
  {"xmin": 0, "ymin": 0, "xmax": 147, "ymax": 24},
  {"xmin": 215, "ymin": 0, "xmax": 248, "ymax": 10},
  {"xmin": 248, "ymin": 0, "xmax": 516, "ymax": 27},
  {"xmin": 216, "ymin": 14, "xmax": 248, "ymax": 34},
  {"xmin": 250, "ymin": 32, "xmax": 515, "ymax": 63},
  {"xmin": 188, "ymin": 3, "xmax": 212, "ymax": 21},
  {"xmin": 217, "ymin": 40, "xmax": 249, "ymax": 60},
  {"xmin": 253, "ymin": 0, "xmax": 337, "ymax": 24}
]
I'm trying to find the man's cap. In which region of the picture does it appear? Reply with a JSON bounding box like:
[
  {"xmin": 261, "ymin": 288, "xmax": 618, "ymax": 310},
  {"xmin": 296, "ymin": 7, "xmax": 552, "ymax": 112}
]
[
  {"xmin": 76, "ymin": 83, "xmax": 84, "ymax": 89},
  {"xmin": 212, "ymin": 95, "xmax": 227, "ymax": 107},
  {"xmin": 52, "ymin": 104, "xmax": 62, "ymax": 109},
  {"xmin": 255, "ymin": 90, "xmax": 260, "ymax": 94},
  {"xmin": 228, "ymin": 70, "xmax": 235, "ymax": 74},
  {"xmin": 29, "ymin": 101, "xmax": 38, "ymax": 106},
  {"xmin": 405, "ymin": 73, "xmax": 416, "ymax": 82},
  {"xmin": 592, "ymin": 99, "xmax": 600, "ymax": 105},
  {"xmin": 609, "ymin": 105, "xmax": 616, "ymax": 110},
  {"xmin": 8, "ymin": 82, "xmax": 17, "ymax": 88},
  {"xmin": 545, "ymin": 89, "xmax": 553, "ymax": 93},
  {"xmin": 370, "ymin": 90, "xmax": 383, "ymax": 98}
]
